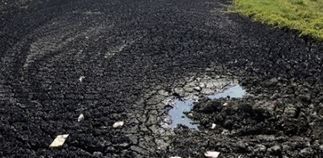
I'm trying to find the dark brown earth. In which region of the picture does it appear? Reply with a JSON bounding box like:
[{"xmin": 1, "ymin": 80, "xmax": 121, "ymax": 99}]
[{"xmin": 1, "ymin": 0, "xmax": 323, "ymax": 157}]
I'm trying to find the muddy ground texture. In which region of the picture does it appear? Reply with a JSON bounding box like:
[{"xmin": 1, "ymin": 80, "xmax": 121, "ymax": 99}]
[{"xmin": 1, "ymin": 0, "xmax": 323, "ymax": 157}]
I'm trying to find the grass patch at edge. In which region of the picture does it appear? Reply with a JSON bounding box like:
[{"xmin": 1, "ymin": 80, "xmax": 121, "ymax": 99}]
[{"xmin": 232, "ymin": 0, "xmax": 323, "ymax": 40}]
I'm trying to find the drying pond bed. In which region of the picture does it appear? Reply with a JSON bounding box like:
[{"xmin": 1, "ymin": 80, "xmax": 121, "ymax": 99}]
[{"xmin": 2, "ymin": 0, "xmax": 323, "ymax": 157}]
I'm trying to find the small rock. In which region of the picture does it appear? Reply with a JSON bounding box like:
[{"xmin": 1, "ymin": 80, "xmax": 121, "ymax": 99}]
[
  {"xmin": 49, "ymin": 134, "xmax": 69, "ymax": 147},
  {"xmin": 284, "ymin": 106, "xmax": 297, "ymax": 117},
  {"xmin": 257, "ymin": 134, "xmax": 276, "ymax": 142},
  {"xmin": 170, "ymin": 156, "xmax": 182, "ymax": 158},
  {"xmin": 78, "ymin": 114, "xmax": 84, "ymax": 122},
  {"xmin": 106, "ymin": 146, "xmax": 115, "ymax": 152},
  {"xmin": 204, "ymin": 151, "xmax": 220, "ymax": 158},
  {"xmin": 206, "ymin": 82, "xmax": 214, "ymax": 88},
  {"xmin": 149, "ymin": 125, "xmax": 158, "ymax": 133},
  {"xmin": 113, "ymin": 121, "xmax": 124, "ymax": 128},
  {"xmin": 205, "ymin": 68, "xmax": 213, "ymax": 71},
  {"xmin": 93, "ymin": 151, "xmax": 103, "ymax": 156},
  {"xmin": 79, "ymin": 76, "xmax": 85, "ymax": 82},
  {"xmin": 118, "ymin": 142, "xmax": 130, "ymax": 148},
  {"xmin": 121, "ymin": 150, "xmax": 129, "ymax": 156},
  {"xmin": 254, "ymin": 144, "xmax": 266, "ymax": 153},
  {"xmin": 193, "ymin": 86, "xmax": 201, "ymax": 91},
  {"xmin": 174, "ymin": 87, "xmax": 185, "ymax": 96},
  {"xmin": 187, "ymin": 113, "xmax": 193, "ymax": 118},
  {"xmin": 268, "ymin": 145, "xmax": 281, "ymax": 154},
  {"xmin": 268, "ymin": 78, "xmax": 278, "ymax": 85},
  {"xmin": 199, "ymin": 82, "xmax": 206, "ymax": 88},
  {"xmin": 156, "ymin": 139, "xmax": 169, "ymax": 150},
  {"xmin": 223, "ymin": 102, "xmax": 228, "ymax": 106},
  {"xmin": 299, "ymin": 147, "xmax": 313, "ymax": 157},
  {"xmin": 221, "ymin": 129, "xmax": 230, "ymax": 135},
  {"xmin": 210, "ymin": 123, "xmax": 216, "ymax": 129},
  {"xmin": 158, "ymin": 89, "xmax": 169, "ymax": 96},
  {"xmin": 183, "ymin": 86, "xmax": 194, "ymax": 92},
  {"xmin": 236, "ymin": 141, "xmax": 246, "ymax": 150},
  {"xmin": 319, "ymin": 144, "xmax": 323, "ymax": 152}
]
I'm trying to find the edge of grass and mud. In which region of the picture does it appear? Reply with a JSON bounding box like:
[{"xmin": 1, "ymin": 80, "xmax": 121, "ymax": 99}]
[{"xmin": 231, "ymin": 0, "xmax": 323, "ymax": 43}]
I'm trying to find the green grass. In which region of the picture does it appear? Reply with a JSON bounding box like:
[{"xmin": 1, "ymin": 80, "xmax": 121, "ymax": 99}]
[{"xmin": 232, "ymin": 0, "xmax": 323, "ymax": 40}]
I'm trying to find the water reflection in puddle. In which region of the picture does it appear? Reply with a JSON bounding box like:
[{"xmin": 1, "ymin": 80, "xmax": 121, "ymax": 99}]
[
  {"xmin": 169, "ymin": 99, "xmax": 198, "ymax": 130},
  {"xmin": 169, "ymin": 85, "xmax": 246, "ymax": 130},
  {"xmin": 209, "ymin": 85, "xmax": 246, "ymax": 99}
]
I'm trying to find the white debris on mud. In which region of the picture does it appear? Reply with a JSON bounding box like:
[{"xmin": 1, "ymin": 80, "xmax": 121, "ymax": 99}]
[
  {"xmin": 210, "ymin": 123, "xmax": 216, "ymax": 129},
  {"xmin": 78, "ymin": 114, "xmax": 84, "ymax": 122},
  {"xmin": 79, "ymin": 76, "xmax": 85, "ymax": 82},
  {"xmin": 113, "ymin": 121, "xmax": 124, "ymax": 128},
  {"xmin": 204, "ymin": 151, "xmax": 220, "ymax": 158},
  {"xmin": 49, "ymin": 134, "xmax": 69, "ymax": 147}
]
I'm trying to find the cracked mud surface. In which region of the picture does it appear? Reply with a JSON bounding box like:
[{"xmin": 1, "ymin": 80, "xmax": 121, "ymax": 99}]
[{"xmin": 1, "ymin": 0, "xmax": 323, "ymax": 157}]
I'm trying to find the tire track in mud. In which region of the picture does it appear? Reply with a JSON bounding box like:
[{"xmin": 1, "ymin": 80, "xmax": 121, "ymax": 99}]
[
  {"xmin": 1, "ymin": 0, "xmax": 230, "ymax": 157},
  {"xmin": 1, "ymin": 0, "xmax": 323, "ymax": 157}
]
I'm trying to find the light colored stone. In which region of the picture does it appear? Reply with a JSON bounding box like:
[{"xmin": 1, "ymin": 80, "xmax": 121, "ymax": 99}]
[
  {"xmin": 211, "ymin": 123, "xmax": 216, "ymax": 129},
  {"xmin": 187, "ymin": 81, "xmax": 196, "ymax": 87},
  {"xmin": 204, "ymin": 151, "xmax": 220, "ymax": 158},
  {"xmin": 49, "ymin": 134, "xmax": 69, "ymax": 147},
  {"xmin": 319, "ymin": 144, "xmax": 323, "ymax": 151},
  {"xmin": 174, "ymin": 87, "xmax": 185, "ymax": 96},
  {"xmin": 199, "ymin": 82, "xmax": 206, "ymax": 88},
  {"xmin": 113, "ymin": 121, "xmax": 124, "ymax": 128},
  {"xmin": 254, "ymin": 144, "xmax": 267, "ymax": 153},
  {"xmin": 268, "ymin": 145, "xmax": 281, "ymax": 153},
  {"xmin": 183, "ymin": 86, "xmax": 194, "ymax": 92},
  {"xmin": 193, "ymin": 86, "xmax": 201, "ymax": 91},
  {"xmin": 79, "ymin": 76, "xmax": 85, "ymax": 82},
  {"xmin": 158, "ymin": 89, "xmax": 169, "ymax": 96},
  {"xmin": 206, "ymin": 82, "xmax": 214, "ymax": 88},
  {"xmin": 221, "ymin": 129, "xmax": 230, "ymax": 135},
  {"xmin": 78, "ymin": 114, "xmax": 84, "ymax": 122}
]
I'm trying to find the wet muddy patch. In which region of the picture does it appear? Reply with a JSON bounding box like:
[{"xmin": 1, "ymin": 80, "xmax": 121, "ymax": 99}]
[
  {"xmin": 145, "ymin": 74, "xmax": 250, "ymax": 154},
  {"xmin": 163, "ymin": 77, "xmax": 323, "ymax": 158},
  {"xmin": 168, "ymin": 84, "xmax": 246, "ymax": 130},
  {"xmin": 153, "ymin": 75, "xmax": 247, "ymax": 132}
]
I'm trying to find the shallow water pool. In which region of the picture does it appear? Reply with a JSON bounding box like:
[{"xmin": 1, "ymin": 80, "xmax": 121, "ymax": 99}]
[
  {"xmin": 169, "ymin": 85, "xmax": 246, "ymax": 130},
  {"xmin": 208, "ymin": 85, "xmax": 246, "ymax": 99}
]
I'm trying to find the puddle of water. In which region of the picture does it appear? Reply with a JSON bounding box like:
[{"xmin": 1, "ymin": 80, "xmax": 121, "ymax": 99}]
[
  {"xmin": 209, "ymin": 85, "xmax": 245, "ymax": 99},
  {"xmin": 169, "ymin": 99, "xmax": 199, "ymax": 130},
  {"xmin": 169, "ymin": 85, "xmax": 246, "ymax": 130}
]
